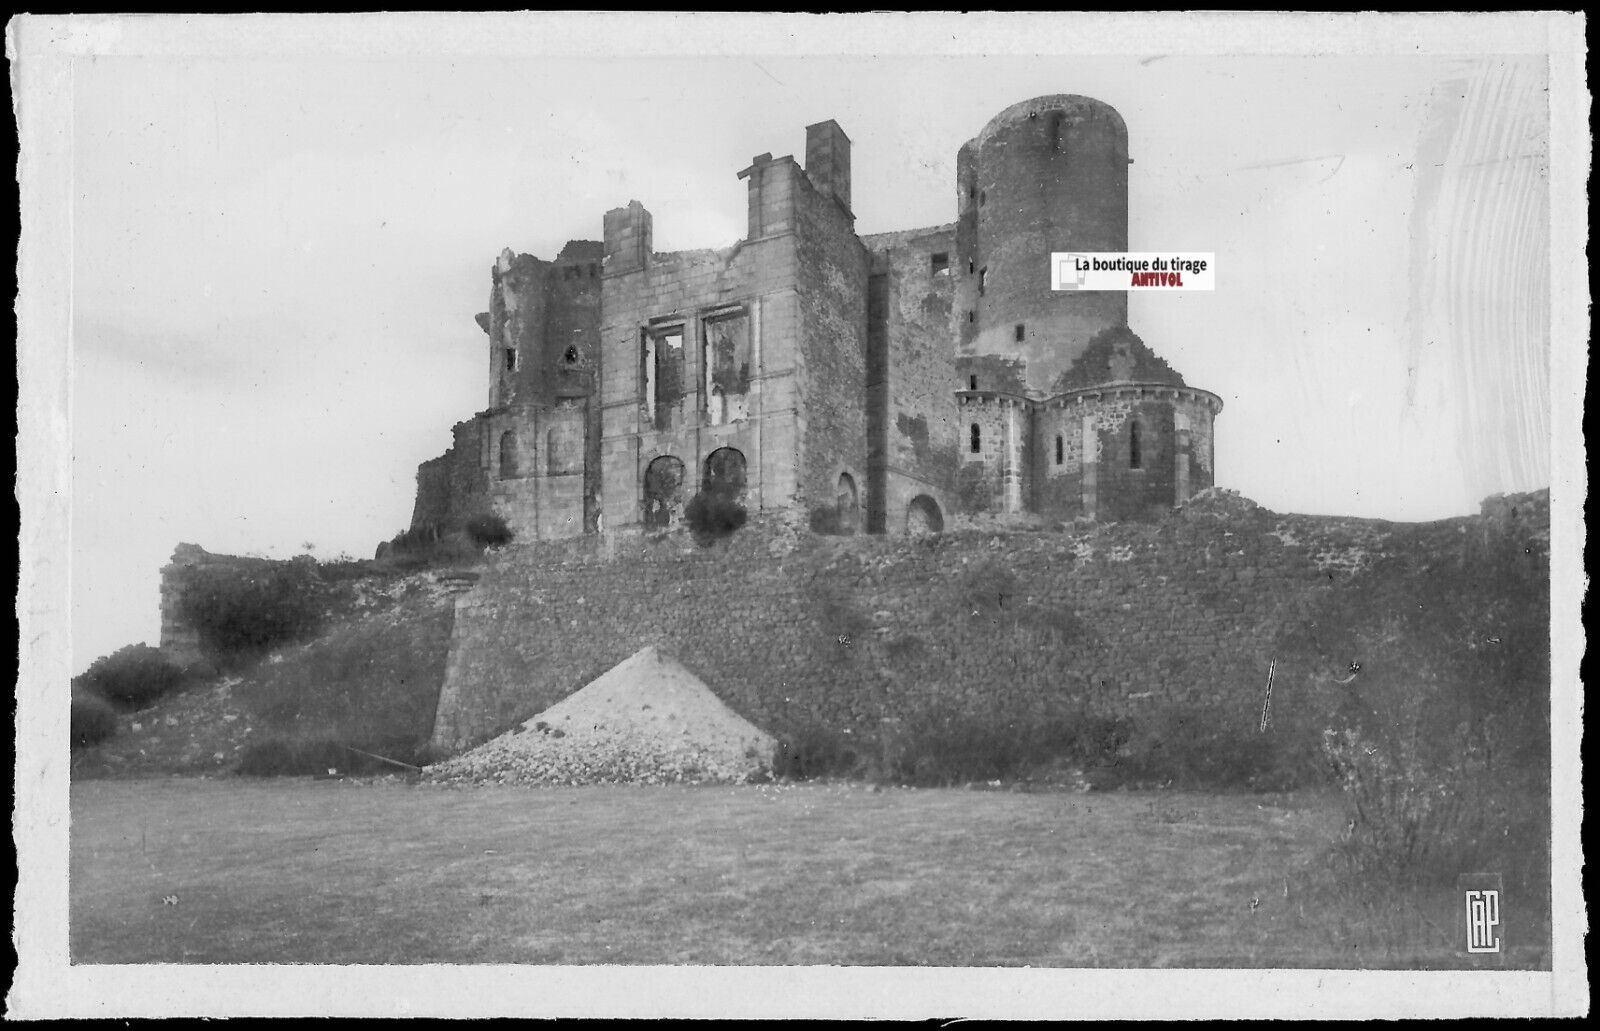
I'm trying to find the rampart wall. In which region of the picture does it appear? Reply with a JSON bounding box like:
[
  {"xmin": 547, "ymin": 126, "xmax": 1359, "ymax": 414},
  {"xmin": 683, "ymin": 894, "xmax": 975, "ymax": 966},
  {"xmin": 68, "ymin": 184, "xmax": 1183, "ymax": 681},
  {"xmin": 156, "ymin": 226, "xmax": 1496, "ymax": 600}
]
[{"xmin": 427, "ymin": 491, "xmax": 1464, "ymax": 754}]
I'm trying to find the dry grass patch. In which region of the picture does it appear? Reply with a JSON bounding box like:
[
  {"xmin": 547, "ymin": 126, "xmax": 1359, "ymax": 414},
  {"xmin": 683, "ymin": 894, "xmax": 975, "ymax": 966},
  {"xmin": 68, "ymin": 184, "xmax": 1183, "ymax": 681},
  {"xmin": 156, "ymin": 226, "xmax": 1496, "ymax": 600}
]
[{"xmin": 69, "ymin": 779, "xmax": 1546, "ymax": 967}]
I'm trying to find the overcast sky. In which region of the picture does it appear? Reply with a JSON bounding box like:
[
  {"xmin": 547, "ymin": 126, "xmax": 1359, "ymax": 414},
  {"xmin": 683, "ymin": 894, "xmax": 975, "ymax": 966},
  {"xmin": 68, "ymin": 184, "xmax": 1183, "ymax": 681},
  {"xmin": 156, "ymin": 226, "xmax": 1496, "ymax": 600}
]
[{"xmin": 52, "ymin": 15, "xmax": 1562, "ymax": 669}]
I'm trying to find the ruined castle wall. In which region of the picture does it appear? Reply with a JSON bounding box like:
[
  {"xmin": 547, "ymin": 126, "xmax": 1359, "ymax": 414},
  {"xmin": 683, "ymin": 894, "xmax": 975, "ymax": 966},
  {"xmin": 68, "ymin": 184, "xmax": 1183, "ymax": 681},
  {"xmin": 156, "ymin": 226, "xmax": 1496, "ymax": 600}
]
[
  {"xmin": 410, "ymin": 418, "xmax": 490, "ymax": 535},
  {"xmin": 599, "ymin": 173, "xmax": 806, "ymax": 531},
  {"xmin": 794, "ymin": 169, "xmax": 871, "ymax": 518},
  {"xmin": 864, "ymin": 225, "xmax": 961, "ymax": 534},
  {"xmin": 429, "ymin": 502, "xmax": 1417, "ymax": 754},
  {"xmin": 954, "ymin": 393, "xmax": 1027, "ymax": 515}
]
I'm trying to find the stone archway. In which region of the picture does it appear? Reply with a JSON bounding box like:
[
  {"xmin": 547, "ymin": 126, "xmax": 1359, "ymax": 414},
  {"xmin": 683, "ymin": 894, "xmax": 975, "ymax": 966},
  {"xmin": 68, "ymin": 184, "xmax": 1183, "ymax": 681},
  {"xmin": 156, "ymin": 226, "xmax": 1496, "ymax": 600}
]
[
  {"xmin": 703, "ymin": 447, "xmax": 748, "ymax": 504},
  {"xmin": 836, "ymin": 472, "xmax": 860, "ymax": 533},
  {"xmin": 906, "ymin": 494, "xmax": 944, "ymax": 535},
  {"xmin": 642, "ymin": 455, "xmax": 686, "ymax": 530}
]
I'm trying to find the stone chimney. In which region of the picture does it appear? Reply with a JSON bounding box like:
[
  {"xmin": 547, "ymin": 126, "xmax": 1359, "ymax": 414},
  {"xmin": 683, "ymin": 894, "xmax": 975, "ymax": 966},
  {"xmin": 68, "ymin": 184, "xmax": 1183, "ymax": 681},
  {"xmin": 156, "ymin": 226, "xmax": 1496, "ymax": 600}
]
[
  {"xmin": 602, "ymin": 200, "xmax": 653, "ymax": 274},
  {"xmin": 805, "ymin": 119, "xmax": 852, "ymax": 215}
]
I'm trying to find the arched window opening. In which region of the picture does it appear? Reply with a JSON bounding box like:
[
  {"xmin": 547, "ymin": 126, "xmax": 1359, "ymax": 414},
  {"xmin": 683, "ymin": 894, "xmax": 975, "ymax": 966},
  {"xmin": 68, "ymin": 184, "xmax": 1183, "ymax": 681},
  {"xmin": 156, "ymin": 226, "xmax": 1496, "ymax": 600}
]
[
  {"xmin": 970, "ymin": 423, "xmax": 981, "ymax": 454},
  {"xmin": 1129, "ymin": 421, "xmax": 1142, "ymax": 470},
  {"xmin": 643, "ymin": 455, "xmax": 686, "ymax": 530},
  {"xmin": 709, "ymin": 385, "xmax": 726, "ymax": 426},
  {"xmin": 835, "ymin": 472, "xmax": 859, "ymax": 534},
  {"xmin": 703, "ymin": 447, "xmax": 748, "ymax": 503},
  {"xmin": 906, "ymin": 495, "xmax": 944, "ymax": 536},
  {"xmin": 499, "ymin": 430, "xmax": 519, "ymax": 478},
  {"xmin": 1055, "ymin": 434, "xmax": 1064, "ymax": 466}
]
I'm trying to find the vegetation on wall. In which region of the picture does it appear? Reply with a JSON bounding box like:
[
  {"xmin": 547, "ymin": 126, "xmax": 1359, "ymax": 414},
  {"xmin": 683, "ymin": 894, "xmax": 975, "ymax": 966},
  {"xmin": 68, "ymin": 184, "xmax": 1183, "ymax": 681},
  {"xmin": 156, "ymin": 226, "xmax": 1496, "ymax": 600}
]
[
  {"xmin": 75, "ymin": 643, "xmax": 190, "ymax": 709},
  {"xmin": 1278, "ymin": 520, "xmax": 1550, "ymax": 914},
  {"xmin": 231, "ymin": 604, "xmax": 455, "ymax": 775},
  {"xmin": 70, "ymin": 689, "xmax": 119, "ymax": 748},
  {"xmin": 176, "ymin": 559, "xmax": 328, "ymax": 668},
  {"xmin": 684, "ymin": 491, "xmax": 747, "ymax": 547}
]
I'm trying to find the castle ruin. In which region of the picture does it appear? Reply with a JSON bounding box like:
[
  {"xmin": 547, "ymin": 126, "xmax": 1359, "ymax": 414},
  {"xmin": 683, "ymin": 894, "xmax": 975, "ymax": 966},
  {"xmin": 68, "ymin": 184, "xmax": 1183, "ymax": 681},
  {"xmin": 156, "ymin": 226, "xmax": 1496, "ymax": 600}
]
[{"xmin": 409, "ymin": 95, "xmax": 1222, "ymax": 541}]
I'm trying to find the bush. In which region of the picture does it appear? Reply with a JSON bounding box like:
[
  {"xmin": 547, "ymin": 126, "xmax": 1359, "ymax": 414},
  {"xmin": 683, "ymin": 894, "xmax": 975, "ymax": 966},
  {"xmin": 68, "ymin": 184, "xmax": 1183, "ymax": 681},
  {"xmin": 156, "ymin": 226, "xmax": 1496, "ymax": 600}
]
[
  {"xmin": 177, "ymin": 561, "xmax": 327, "ymax": 667},
  {"xmin": 772, "ymin": 725, "xmax": 862, "ymax": 779},
  {"xmin": 881, "ymin": 710, "xmax": 1075, "ymax": 786},
  {"xmin": 808, "ymin": 505, "xmax": 852, "ymax": 536},
  {"xmin": 684, "ymin": 491, "xmax": 747, "ymax": 546},
  {"xmin": 378, "ymin": 527, "xmax": 487, "ymax": 572},
  {"xmin": 1087, "ymin": 703, "xmax": 1316, "ymax": 792},
  {"xmin": 78, "ymin": 644, "xmax": 187, "ymax": 708},
  {"xmin": 464, "ymin": 512, "xmax": 514, "ymax": 548},
  {"xmin": 1322, "ymin": 711, "xmax": 1549, "ymax": 897},
  {"xmin": 70, "ymin": 689, "xmax": 118, "ymax": 748},
  {"xmin": 1278, "ymin": 521, "xmax": 1551, "ymax": 900}
]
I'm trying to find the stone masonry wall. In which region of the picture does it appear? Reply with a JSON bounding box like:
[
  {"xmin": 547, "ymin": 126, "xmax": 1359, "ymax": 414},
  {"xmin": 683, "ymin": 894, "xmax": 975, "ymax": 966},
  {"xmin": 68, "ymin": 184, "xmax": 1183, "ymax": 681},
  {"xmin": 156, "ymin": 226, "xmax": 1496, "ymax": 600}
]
[
  {"xmin": 428, "ymin": 493, "xmax": 1460, "ymax": 754},
  {"xmin": 864, "ymin": 225, "xmax": 961, "ymax": 534},
  {"xmin": 794, "ymin": 167, "xmax": 871, "ymax": 517}
]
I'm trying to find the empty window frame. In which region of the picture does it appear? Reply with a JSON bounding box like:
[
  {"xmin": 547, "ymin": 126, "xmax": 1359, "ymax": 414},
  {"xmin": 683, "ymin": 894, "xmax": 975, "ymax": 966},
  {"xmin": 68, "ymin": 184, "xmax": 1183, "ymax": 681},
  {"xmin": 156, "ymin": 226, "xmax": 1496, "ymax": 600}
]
[
  {"xmin": 970, "ymin": 423, "xmax": 982, "ymax": 454},
  {"xmin": 499, "ymin": 430, "xmax": 519, "ymax": 478},
  {"xmin": 930, "ymin": 252, "xmax": 950, "ymax": 276},
  {"xmin": 642, "ymin": 326, "xmax": 685, "ymax": 429}
]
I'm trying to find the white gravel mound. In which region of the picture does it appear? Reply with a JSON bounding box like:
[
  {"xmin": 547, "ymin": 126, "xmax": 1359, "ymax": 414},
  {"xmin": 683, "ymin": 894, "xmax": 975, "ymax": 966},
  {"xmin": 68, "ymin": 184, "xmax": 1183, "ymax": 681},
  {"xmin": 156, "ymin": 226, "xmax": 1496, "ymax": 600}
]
[{"xmin": 427, "ymin": 646, "xmax": 776, "ymax": 786}]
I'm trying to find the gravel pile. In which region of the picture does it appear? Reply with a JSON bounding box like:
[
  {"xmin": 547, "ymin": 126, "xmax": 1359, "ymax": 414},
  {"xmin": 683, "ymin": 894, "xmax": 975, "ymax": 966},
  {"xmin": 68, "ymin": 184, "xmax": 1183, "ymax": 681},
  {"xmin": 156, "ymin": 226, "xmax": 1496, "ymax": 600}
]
[{"xmin": 427, "ymin": 646, "xmax": 776, "ymax": 786}]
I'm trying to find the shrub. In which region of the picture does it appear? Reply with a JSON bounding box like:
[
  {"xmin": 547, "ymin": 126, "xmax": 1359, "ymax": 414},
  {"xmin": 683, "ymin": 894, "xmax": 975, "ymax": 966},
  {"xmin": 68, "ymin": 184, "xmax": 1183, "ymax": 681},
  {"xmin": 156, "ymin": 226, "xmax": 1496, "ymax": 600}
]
[
  {"xmin": 772, "ymin": 724, "xmax": 862, "ymax": 779},
  {"xmin": 70, "ymin": 689, "xmax": 118, "ymax": 748},
  {"xmin": 465, "ymin": 512, "xmax": 514, "ymax": 548},
  {"xmin": 1322, "ymin": 709, "xmax": 1549, "ymax": 897},
  {"xmin": 684, "ymin": 491, "xmax": 747, "ymax": 546},
  {"xmin": 177, "ymin": 561, "xmax": 327, "ymax": 667},
  {"xmin": 808, "ymin": 505, "xmax": 850, "ymax": 536},
  {"xmin": 1087, "ymin": 703, "xmax": 1315, "ymax": 792},
  {"xmin": 1278, "ymin": 521, "xmax": 1551, "ymax": 900},
  {"xmin": 876, "ymin": 709, "xmax": 1100, "ymax": 787},
  {"xmin": 883, "ymin": 710, "xmax": 1047, "ymax": 786},
  {"xmin": 78, "ymin": 643, "xmax": 187, "ymax": 708},
  {"xmin": 378, "ymin": 527, "xmax": 485, "ymax": 572}
]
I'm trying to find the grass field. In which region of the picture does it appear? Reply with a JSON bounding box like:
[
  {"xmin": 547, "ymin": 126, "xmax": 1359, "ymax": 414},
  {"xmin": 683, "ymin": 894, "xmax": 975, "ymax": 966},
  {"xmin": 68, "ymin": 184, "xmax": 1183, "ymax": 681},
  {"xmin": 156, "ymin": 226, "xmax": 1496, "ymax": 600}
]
[{"xmin": 69, "ymin": 778, "xmax": 1546, "ymax": 968}]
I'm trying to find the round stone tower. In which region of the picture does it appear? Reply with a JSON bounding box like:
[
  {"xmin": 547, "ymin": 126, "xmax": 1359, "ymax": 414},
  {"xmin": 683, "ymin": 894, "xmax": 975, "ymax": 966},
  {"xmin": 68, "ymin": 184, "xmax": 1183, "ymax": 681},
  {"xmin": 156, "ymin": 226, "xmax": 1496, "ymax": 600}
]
[{"xmin": 954, "ymin": 95, "xmax": 1130, "ymax": 396}]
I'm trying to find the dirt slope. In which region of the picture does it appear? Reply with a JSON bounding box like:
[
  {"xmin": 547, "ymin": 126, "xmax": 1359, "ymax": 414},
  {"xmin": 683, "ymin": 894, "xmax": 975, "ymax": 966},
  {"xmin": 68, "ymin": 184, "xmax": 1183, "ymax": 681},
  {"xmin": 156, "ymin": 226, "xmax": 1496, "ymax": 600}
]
[{"xmin": 428, "ymin": 646, "xmax": 775, "ymax": 786}]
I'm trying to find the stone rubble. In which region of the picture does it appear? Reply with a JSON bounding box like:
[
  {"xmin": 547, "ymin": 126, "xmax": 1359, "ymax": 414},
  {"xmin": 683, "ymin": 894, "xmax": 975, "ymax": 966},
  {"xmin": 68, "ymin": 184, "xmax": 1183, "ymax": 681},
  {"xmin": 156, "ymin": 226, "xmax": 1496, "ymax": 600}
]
[{"xmin": 427, "ymin": 645, "xmax": 776, "ymax": 786}]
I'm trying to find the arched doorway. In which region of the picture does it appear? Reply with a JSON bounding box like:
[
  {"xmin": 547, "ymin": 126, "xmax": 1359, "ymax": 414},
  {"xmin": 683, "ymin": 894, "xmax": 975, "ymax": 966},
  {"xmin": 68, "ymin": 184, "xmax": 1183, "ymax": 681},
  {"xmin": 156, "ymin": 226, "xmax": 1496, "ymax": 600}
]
[
  {"xmin": 642, "ymin": 455, "xmax": 686, "ymax": 530},
  {"xmin": 836, "ymin": 472, "xmax": 860, "ymax": 534},
  {"xmin": 703, "ymin": 447, "xmax": 748, "ymax": 504},
  {"xmin": 498, "ymin": 430, "xmax": 519, "ymax": 478},
  {"xmin": 906, "ymin": 495, "xmax": 944, "ymax": 535}
]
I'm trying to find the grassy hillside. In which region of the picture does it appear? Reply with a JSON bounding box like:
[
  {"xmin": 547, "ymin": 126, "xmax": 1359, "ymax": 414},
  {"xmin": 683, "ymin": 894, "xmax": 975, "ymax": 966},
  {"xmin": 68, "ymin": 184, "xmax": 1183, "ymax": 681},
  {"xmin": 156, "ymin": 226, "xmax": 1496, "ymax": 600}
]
[{"xmin": 72, "ymin": 573, "xmax": 459, "ymax": 779}]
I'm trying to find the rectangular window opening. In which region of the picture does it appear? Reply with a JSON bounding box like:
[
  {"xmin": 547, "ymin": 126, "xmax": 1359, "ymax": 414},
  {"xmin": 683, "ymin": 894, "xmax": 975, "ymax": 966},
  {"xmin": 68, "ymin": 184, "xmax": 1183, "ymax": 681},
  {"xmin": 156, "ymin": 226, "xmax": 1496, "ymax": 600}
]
[
  {"xmin": 504, "ymin": 347, "xmax": 517, "ymax": 373},
  {"xmin": 978, "ymin": 268, "xmax": 987, "ymax": 296},
  {"xmin": 930, "ymin": 252, "xmax": 950, "ymax": 276},
  {"xmin": 1015, "ymin": 323, "xmax": 1025, "ymax": 341},
  {"xmin": 968, "ymin": 375, "xmax": 978, "ymax": 390}
]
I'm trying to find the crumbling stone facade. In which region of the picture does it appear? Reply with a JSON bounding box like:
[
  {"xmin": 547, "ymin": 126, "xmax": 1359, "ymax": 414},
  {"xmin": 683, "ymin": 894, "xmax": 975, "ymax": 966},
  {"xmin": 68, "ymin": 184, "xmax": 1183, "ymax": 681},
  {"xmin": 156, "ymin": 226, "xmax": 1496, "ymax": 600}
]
[{"xmin": 410, "ymin": 95, "xmax": 1221, "ymax": 541}]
